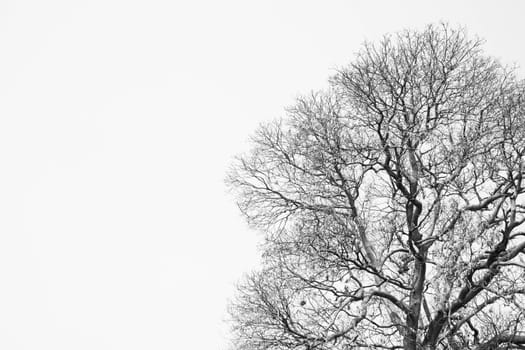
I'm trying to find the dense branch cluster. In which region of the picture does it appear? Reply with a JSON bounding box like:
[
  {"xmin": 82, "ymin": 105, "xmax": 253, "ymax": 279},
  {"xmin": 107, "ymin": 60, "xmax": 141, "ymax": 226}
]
[{"xmin": 227, "ymin": 24, "xmax": 525, "ymax": 350}]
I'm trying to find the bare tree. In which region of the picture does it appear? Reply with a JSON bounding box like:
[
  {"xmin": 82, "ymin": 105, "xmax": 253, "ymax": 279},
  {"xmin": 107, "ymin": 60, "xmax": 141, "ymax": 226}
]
[{"xmin": 227, "ymin": 24, "xmax": 525, "ymax": 350}]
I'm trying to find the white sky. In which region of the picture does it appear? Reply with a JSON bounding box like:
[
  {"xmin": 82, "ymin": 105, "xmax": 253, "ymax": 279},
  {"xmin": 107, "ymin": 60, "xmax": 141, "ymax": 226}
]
[{"xmin": 0, "ymin": 1, "xmax": 524, "ymax": 349}]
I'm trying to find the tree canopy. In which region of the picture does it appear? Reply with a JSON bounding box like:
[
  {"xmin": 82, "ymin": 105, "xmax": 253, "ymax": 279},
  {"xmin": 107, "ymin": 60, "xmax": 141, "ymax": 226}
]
[{"xmin": 227, "ymin": 23, "xmax": 525, "ymax": 350}]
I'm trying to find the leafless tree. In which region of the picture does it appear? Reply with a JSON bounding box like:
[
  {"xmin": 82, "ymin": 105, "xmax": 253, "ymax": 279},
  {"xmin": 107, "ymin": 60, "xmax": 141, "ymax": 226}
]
[{"xmin": 226, "ymin": 23, "xmax": 525, "ymax": 350}]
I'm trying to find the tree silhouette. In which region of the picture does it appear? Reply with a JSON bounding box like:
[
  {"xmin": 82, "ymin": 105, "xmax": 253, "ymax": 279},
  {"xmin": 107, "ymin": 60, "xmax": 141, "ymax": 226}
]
[{"xmin": 227, "ymin": 23, "xmax": 525, "ymax": 350}]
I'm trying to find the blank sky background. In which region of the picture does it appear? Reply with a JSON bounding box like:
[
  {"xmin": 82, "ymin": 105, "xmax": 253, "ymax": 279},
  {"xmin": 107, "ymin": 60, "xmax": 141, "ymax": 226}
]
[{"xmin": 0, "ymin": 1, "xmax": 524, "ymax": 349}]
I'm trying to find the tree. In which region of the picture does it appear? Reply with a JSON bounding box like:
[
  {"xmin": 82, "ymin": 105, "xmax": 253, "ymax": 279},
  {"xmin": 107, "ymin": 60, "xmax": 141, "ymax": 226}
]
[{"xmin": 226, "ymin": 23, "xmax": 525, "ymax": 350}]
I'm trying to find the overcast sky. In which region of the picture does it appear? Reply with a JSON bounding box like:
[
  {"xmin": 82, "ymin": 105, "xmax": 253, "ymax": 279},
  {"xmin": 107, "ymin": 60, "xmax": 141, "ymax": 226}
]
[{"xmin": 1, "ymin": 1, "xmax": 525, "ymax": 349}]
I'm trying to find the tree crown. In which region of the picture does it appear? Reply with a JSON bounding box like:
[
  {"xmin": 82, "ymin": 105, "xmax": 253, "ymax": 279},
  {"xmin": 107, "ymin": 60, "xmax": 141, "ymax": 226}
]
[{"xmin": 227, "ymin": 23, "xmax": 525, "ymax": 350}]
